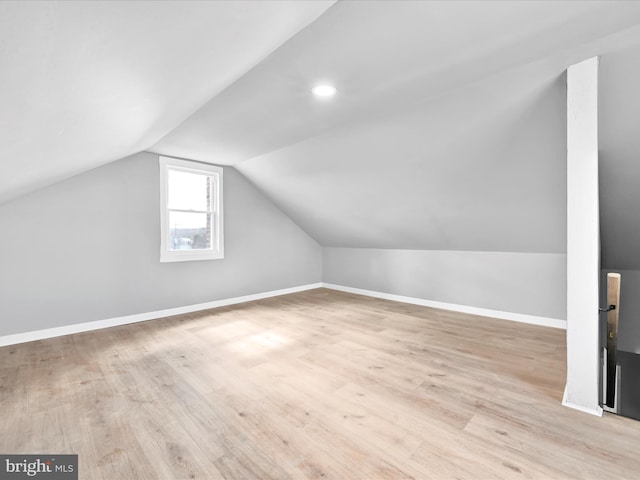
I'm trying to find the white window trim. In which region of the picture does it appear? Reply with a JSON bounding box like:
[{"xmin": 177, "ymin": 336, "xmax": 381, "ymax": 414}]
[{"xmin": 159, "ymin": 156, "xmax": 224, "ymax": 262}]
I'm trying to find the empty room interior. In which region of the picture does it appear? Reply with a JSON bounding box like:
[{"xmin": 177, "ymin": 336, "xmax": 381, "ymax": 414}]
[{"xmin": 3, "ymin": 0, "xmax": 640, "ymax": 478}]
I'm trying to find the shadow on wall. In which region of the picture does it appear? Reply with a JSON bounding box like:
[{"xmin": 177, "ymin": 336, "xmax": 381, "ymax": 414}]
[{"xmin": 599, "ymin": 44, "xmax": 640, "ymax": 355}]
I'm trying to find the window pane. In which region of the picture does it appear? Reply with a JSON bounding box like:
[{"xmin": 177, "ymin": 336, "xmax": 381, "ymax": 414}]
[
  {"xmin": 169, "ymin": 211, "xmax": 212, "ymax": 250},
  {"xmin": 168, "ymin": 169, "xmax": 212, "ymax": 211}
]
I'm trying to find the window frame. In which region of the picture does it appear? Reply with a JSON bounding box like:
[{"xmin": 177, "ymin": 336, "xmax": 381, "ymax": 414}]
[{"xmin": 159, "ymin": 156, "xmax": 224, "ymax": 263}]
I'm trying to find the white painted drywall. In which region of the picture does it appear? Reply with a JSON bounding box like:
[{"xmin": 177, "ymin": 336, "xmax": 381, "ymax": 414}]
[
  {"xmin": 0, "ymin": 1, "xmax": 335, "ymax": 205},
  {"xmin": 238, "ymin": 63, "xmax": 568, "ymax": 254},
  {"xmin": 565, "ymin": 57, "xmax": 602, "ymax": 415},
  {"xmin": 0, "ymin": 152, "xmax": 321, "ymax": 336},
  {"xmin": 154, "ymin": 1, "xmax": 640, "ymax": 167},
  {"xmin": 323, "ymin": 247, "xmax": 566, "ymax": 320}
]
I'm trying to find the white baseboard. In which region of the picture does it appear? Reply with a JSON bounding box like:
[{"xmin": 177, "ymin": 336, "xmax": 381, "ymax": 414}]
[
  {"xmin": 0, "ymin": 283, "xmax": 323, "ymax": 348},
  {"xmin": 562, "ymin": 385, "xmax": 603, "ymax": 417},
  {"xmin": 321, "ymin": 283, "xmax": 567, "ymax": 329},
  {"xmin": 0, "ymin": 281, "xmax": 566, "ymax": 348}
]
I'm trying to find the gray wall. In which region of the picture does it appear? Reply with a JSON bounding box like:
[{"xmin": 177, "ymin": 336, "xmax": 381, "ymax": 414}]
[
  {"xmin": 323, "ymin": 247, "xmax": 566, "ymax": 319},
  {"xmin": 599, "ymin": 46, "xmax": 640, "ymax": 353},
  {"xmin": 0, "ymin": 152, "xmax": 321, "ymax": 336},
  {"xmin": 600, "ymin": 44, "xmax": 640, "ymax": 270}
]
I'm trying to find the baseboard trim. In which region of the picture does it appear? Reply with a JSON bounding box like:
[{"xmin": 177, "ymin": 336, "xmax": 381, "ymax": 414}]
[
  {"xmin": 0, "ymin": 283, "xmax": 323, "ymax": 348},
  {"xmin": 0, "ymin": 281, "xmax": 566, "ymax": 347},
  {"xmin": 321, "ymin": 283, "xmax": 567, "ymax": 329},
  {"xmin": 562, "ymin": 385, "xmax": 604, "ymax": 417}
]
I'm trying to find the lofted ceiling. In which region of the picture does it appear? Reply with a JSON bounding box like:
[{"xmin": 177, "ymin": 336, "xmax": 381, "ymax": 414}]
[
  {"xmin": 0, "ymin": 0, "xmax": 334, "ymax": 204},
  {"xmin": 236, "ymin": 61, "xmax": 569, "ymax": 252},
  {"xmin": 152, "ymin": 1, "xmax": 640, "ymax": 166},
  {"xmin": 153, "ymin": 0, "xmax": 640, "ymax": 252},
  {"xmin": 3, "ymin": 1, "xmax": 640, "ymax": 253}
]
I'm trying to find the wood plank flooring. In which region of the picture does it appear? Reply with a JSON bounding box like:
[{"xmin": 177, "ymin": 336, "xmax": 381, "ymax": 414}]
[{"xmin": 2, "ymin": 288, "xmax": 640, "ymax": 479}]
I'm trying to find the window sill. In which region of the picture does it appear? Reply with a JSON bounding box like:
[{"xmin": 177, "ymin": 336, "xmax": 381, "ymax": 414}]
[{"xmin": 160, "ymin": 250, "xmax": 224, "ymax": 263}]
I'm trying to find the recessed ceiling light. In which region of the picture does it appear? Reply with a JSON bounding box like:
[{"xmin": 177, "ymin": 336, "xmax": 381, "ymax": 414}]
[{"xmin": 312, "ymin": 84, "xmax": 337, "ymax": 97}]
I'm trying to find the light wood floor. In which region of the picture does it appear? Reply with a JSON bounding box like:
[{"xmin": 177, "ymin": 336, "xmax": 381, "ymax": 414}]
[{"xmin": 2, "ymin": 288, "xmax": 640, "ymax": 479}]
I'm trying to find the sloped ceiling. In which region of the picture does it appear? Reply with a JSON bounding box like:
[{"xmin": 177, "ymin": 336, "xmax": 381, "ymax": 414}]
[
  {"xmin": 600, "ymin": 43, "xmax": 640, "ymax": 269},
  {"xmin": 0, "ymin": 0, "xmax": 334, "ymax": 204},
  {"xmin": 4, "ymin": 1, "xmax": 640, "ymax": 254},
  {"xmin": 237, "ymin": 62, "xmax": 569, "ymax": 252},
  {"xmin": 152, "ymin": 1, "xmax": 640, "ymax": 166},
  {"xmin": 151, "ymin": 0, "xmax": 640, "ymax": 252}
]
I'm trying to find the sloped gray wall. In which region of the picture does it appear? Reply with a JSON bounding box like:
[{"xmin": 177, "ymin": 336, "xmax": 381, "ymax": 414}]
[
  {"xmin": 238, "ymin": 66, "xmax": 567, "ymax": 254},
  {"xmin": 0, "ymin": 152, "xmax": 321, "ymax": 336}
]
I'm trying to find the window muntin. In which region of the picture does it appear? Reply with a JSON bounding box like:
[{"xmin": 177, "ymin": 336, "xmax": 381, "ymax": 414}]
[{"xmin": 160, "ymin": 157, "xmax": 223, "ymax": 262}]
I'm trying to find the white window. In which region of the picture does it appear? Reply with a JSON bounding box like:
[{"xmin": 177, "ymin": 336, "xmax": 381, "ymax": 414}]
[{"xmin": 159, "ymin": 156, "xmax": 224, "ymax": 262}]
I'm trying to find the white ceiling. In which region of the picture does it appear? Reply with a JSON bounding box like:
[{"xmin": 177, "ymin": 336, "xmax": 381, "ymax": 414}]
[
  {"xmin": 4, "ymin": 1, "xmax": 640, "ymax": 253},
  {"xmin": 151, "ymin": 0, "xmax": 640, "ymax": 252},
  {"xmin": 0, "ymin": 0, "xmax": 334, "ymax": 204},
  {"xmin": 236, "ymin": 60, "xmax": 569, "ymax": 252},
  {"xmin": 151, "ymin": 1, "xmax": 640, "ymax": 165}
]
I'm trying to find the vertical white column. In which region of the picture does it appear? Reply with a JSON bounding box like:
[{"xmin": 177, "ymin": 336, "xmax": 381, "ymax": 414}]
[{"xmin": 564, "ymin": 56, "xmax": 602, "ymax": 416}]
